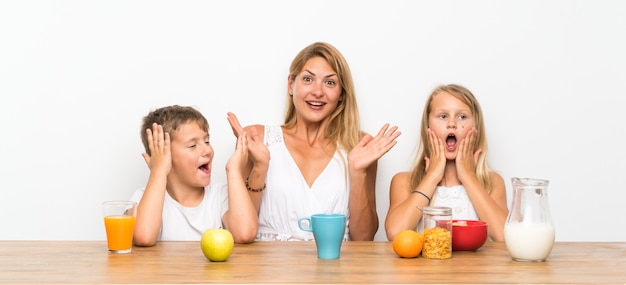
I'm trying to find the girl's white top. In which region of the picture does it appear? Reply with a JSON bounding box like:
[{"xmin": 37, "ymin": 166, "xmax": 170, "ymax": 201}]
[
  {"xmin": 432, "ymin": 185, "xmax": 479, "ymax": 220},
  {"xmin": 418, "ymin": 185, "xmax": 479, "ymax": 231}
]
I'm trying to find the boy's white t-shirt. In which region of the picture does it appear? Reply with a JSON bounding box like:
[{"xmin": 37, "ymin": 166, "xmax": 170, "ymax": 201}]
[{"xmin": 130, "ymin": 183, "xmax": 229, "ymax": 241}]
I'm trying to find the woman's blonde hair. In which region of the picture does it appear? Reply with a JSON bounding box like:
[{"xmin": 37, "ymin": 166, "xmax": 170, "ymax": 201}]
[
  {"xmin": 282, "ymin": 42, "xmax": 361, "ymax": 151},
  {"xmin": 409, "ymin": 84, "xmax": 494, "ymax": 193}
]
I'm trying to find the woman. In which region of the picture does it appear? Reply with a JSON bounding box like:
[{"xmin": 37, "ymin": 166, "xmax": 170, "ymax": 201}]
[{"xmin": 227, "ymin": 42, "xmax": 400, "ymax": 241}]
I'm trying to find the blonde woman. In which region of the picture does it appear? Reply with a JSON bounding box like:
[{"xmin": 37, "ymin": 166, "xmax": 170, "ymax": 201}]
[
  {"xmin": 228, "ymin": 42, "xmax": 400, "ymax": 241},
  {"xmin": 385, "ymin": 84, "xmax": 508, "ymax": 241}
]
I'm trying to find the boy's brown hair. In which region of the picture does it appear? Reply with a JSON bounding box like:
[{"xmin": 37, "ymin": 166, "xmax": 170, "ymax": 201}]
[{"xmin": 140, "ymin": 105, "xmax": 209, "ymax": 156}]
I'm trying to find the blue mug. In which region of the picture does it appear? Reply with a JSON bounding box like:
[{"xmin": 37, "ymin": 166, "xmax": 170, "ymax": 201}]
[{"xmin": 298, "ymin": 213, "xmax": 346, "ymax": 259}]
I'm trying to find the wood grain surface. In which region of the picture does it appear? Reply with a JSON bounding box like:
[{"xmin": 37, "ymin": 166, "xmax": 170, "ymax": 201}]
[{"xmin": 0, "ymin": 241, "xmax": 624, "ymax": 284}]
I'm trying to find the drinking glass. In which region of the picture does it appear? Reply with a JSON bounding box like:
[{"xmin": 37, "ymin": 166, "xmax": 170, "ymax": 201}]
[{"xmin": 102, "ymin": 201, "xmax": 137, "ymax": 254}]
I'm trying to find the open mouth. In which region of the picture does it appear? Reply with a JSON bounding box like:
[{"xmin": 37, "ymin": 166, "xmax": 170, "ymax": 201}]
[
  {"xmin": 199, "ymin": 163, "xmax": 210, "ymax": 173},
  {"xmin": 446, "ymin": 134, "xmax": 457, "ymax": 151}
]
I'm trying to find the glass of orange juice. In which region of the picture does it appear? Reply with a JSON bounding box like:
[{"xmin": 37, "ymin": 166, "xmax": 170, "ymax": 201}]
[{"xmin": 102, "ymin": 201, "xmax": 137, "ymax": 254}]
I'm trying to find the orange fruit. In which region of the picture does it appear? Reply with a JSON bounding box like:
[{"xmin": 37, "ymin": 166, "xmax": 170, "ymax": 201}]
[{"xmin": 392, "ymin": 230, "xmax": 424, "ymax": 258}]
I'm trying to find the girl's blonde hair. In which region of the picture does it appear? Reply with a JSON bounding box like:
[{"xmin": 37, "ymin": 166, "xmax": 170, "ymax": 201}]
[
  {"xmin": 282, "ymin": 42, "xmax": 361, "ymax": 151},
  {"xmin": 410, "ymin": 84, "xmax": 494, "ymax": 193}
]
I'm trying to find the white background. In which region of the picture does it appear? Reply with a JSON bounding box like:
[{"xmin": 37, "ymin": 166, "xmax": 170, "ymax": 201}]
[{"xmin": 1, "ymin": 1, "xmax": 625, "ymax": 242}]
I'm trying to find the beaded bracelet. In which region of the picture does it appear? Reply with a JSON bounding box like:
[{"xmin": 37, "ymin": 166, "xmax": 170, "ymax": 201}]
[
  {"xmin": 411, "ymin": 189, "xmax": 431, "ymax": 203},
  {"xmin": 245, "ymin": 177, "xmax": 266, "ymax": 192}
]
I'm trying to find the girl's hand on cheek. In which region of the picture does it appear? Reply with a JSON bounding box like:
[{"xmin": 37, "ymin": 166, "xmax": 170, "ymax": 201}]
[
  {"xmin": 456, "ymin": 128, "xmax": 480, "ymax": 183},
  {"xmin": 425, "ymin": 128, "xmax": 445, "ymax": 183}
]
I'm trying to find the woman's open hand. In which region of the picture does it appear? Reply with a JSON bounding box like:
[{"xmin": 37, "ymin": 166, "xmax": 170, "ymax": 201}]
[{"xmin": 348, "ymin": 123, "xmax": 400, "ymax": 172}]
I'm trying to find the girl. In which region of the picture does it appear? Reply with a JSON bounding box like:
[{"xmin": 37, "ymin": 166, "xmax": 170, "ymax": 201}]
[{"xmin": 385, "ymin": 84, "xmax": 508, "ymax": 241}]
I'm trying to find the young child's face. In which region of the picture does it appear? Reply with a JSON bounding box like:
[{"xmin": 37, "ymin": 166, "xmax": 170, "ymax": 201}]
[
  {"xmin": 169, "ymin": 121, "xmax": 213, "ymax": 188},
  {"xmin": 428, "ymin": 91, "xmax": 475, "ymax": 159}
]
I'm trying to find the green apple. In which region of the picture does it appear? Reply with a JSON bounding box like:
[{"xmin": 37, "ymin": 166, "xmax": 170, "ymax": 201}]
[{"xmin": 200, "ymin": 228, "xmax": 234, "ymax": 262}]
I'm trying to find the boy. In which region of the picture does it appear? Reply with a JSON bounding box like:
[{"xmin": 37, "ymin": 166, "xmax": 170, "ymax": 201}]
[{"xmin": 132, "ymin": 105, "xmax": 257, "ymax": 246}]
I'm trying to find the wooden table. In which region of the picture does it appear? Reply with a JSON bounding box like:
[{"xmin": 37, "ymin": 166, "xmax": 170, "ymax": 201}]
[{"xmin": 0, "ymin": 241, "xmax": 624, "ymax": 284}]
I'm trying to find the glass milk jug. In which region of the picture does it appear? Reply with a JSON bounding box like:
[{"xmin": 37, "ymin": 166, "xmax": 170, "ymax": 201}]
[{"xmin": 504, "ymin": 177, "xmax": 555, "ymax": 262}]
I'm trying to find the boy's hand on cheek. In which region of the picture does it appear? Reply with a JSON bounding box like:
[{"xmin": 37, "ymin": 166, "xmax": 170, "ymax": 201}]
[{"xmin": 142, "ymin": 123, "xmax": 172, "ymax": 176}]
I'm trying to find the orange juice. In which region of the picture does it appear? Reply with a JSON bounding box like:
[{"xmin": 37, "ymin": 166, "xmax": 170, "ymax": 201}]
[{"xmin": 104, "ymin": 215, "xmax": 136, "ymax": 251}]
